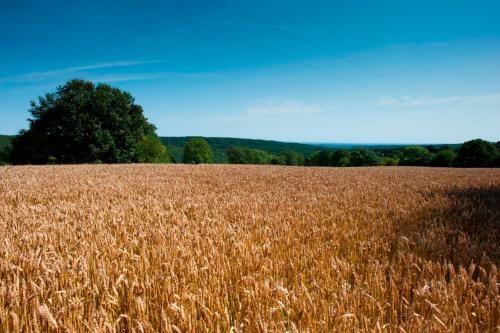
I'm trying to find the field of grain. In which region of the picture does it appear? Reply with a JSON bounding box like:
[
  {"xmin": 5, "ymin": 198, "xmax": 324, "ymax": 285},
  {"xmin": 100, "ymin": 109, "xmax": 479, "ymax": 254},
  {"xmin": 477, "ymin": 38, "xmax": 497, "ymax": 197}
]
[{"xmin": 0, "ymin": 165, "xmax": 499, "ymax": 332}]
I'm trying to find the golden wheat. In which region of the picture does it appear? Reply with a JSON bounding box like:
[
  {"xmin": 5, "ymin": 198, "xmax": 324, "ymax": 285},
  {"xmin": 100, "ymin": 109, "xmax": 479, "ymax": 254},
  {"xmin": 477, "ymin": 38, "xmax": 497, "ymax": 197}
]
[{"xmin": 0, "ymin": 164, "xmax": 499, "ymax": 332}]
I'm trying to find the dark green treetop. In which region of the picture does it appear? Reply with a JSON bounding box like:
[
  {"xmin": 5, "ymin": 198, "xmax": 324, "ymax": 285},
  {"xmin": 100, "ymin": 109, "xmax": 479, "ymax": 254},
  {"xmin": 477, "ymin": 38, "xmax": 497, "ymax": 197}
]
[
  {"xmin": 455, "ymin": 139, "xmax": 497, "ymax": 167},
  {"xmin": 349, "ymin": 148, "xmax": 383, "ymax": 166}
]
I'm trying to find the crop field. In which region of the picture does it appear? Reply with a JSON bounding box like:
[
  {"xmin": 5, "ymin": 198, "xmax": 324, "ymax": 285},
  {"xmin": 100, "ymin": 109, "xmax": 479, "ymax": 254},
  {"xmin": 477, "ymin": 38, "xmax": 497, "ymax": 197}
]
[{"xmin": 0, "ymin": 165, "xmax": 499, "ymax": 332}]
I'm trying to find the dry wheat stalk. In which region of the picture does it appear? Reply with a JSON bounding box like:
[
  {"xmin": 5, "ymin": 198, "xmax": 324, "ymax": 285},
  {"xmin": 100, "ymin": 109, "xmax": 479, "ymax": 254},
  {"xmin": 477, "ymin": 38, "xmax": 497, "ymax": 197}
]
[{"xmin": 0, "ymin": 164, "xmax": 498, "ymax": 332}]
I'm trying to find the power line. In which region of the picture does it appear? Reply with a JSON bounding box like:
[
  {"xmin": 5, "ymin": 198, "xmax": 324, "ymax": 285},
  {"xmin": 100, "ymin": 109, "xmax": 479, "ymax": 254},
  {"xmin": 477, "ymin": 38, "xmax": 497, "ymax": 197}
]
[
  {"xmin": 129, "ymin": 0, "xmax": 465, "ymax": 112},
  {"xmin": 128, "ymin": 0, "xmax": 401, "ymax": 98},
  {"xmin": 208, "ymin": 0, "xmax": 466, "ymax": 111},
  {"xmin": 210, "ymin": 0, "xmax": 426, "ymax": 95}
]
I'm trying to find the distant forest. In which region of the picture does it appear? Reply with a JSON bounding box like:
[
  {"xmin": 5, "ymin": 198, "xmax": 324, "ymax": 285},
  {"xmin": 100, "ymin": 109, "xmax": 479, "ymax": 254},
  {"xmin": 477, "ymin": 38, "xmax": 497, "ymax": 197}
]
[{"xmin": 2, "ymin": 134, "xmax": 499, "ymax": 167}]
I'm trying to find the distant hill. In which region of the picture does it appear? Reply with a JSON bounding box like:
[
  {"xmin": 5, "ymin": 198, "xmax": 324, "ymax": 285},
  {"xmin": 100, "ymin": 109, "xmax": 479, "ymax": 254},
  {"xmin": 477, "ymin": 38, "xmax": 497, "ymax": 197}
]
[
  {"xmin": 314, "ymin": 143, "xmax": 461, "ymax": 150},
  {"xmin": 160, "ymin": 137, "xmax": 323, "ymax": 163}
]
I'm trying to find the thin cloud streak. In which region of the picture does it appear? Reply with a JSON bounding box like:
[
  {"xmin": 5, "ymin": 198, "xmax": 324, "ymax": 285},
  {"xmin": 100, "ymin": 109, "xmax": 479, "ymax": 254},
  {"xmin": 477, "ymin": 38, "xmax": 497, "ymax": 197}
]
[
  {"xmin": 0, "ymin": 60, "xmax": 168, "ymax": 84},
  {"xmin": 246, "ymin": 99, "xmax": 332, "ymax": 116},
  {"xmin": 377, "ymin": 92, "xmax": 500, "ymax": 107}
]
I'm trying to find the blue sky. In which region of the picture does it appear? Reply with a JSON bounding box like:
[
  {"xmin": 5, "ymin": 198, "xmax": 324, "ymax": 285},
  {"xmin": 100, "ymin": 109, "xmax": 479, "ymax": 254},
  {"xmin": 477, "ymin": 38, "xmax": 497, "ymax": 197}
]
[{"xmin": 1, "ymin": 0, "xmax": 499, "ymax": 143}]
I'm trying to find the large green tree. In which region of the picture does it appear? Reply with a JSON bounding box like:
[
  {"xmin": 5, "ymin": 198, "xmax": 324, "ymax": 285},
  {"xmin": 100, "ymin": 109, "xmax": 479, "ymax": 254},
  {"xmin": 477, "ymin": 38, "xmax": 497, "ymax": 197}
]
[
  {"xmin": 182, "ymin": 138, "xmax": 212, "ymax": 164},
  {"xmin": 10, "ymin": 79, "xmax": 165, "ymax": 164},
  {"xmin": 455, "ymin": 139, "xmax": 497, "ymax": 167}
]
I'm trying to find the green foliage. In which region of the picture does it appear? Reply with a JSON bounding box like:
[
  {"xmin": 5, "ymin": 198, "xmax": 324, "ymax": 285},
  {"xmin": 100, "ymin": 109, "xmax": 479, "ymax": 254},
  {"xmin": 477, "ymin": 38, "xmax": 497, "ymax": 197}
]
[
  {"xmin": 280, "ymin": 150, "xmax": 305, "ymax": 166},
  {"xmin": 162, "ymin": 136, "xmax": 320, "ymax": 157},
  {"xmin": 383, "ymin": 157, "xmax": 399, "ymax": 166},
  {"xmin": 10, "ymin": 79, "xmax": 157, "ymax": 164},
  {"xmin": 226, "ymin": 146, "xmax": 275, "ymax": 165},
  {"xmin": 349, "ymin": 149, "xmax": 383, "ymax": 166},
  {"xmin": 270, "ymin": 155, "xmax": 286, "ymax": 165},
  {"xmin": 0, "ymin": 136, "xmax": 13, "ymax": 165},
  {"xmin": 455, "ymin": 139, "xmax": 497, "ymax": 167},
  {"xmin": 136, "ymin": 135, "xmax": 170, "ymax": 163},
  {"xmin": 306, "ymin": 150, "xmax": 331, "ymax": 166},
  {"xmin": 399, "ymin": 146, "xmax": 432, "ymax": 166},
  {"xmin": 496, "ymin": 142, "xmax": 500, "ymax": 167},
  {"xmin": 0, "ymin": 135, "xmax": 13, "ymax": 151},
  {"xmin": 161, "ymin": 137, "xmax": 321, "ymax": 163},
  {"xmin": 0, "ymin": 151, "xmax": 8, "ymax": 165},
  {"xmin": 431, "ymin": 149, "xmax": 457, "ymax": 167},
  {"xmin": 330, "ymin": 150, "xmax": 351, "ymax": 167},
  {"xmin": 183, "ymin": 138, "xmax": 212, "ymax": 164},
  {"xmin": 388, "ymin": 149, "xmax": 403, "ymax": 160}
]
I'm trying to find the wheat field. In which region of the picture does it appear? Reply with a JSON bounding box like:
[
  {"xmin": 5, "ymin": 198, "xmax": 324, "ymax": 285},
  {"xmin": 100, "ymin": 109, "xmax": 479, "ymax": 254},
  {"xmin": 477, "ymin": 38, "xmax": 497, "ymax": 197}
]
[{"xmin": 0, "ymin": 164, "xmax": 499, "ymax": 332}]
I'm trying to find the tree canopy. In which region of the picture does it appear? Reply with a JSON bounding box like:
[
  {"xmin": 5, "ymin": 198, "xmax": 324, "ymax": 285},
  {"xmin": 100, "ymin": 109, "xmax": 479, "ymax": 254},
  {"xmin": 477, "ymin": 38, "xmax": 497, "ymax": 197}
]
[
  {"xmin": 226, "ymin": 147, "xmax": 272, "ymax": 164},
  {"xmin": 455, "ymin": 139, "xmax": 497, "ymax": 167},
  {"xmin": 182, "ymin": 138, "xmax": 212, "ymax": 164},
  {"xmin": 431, "ymin": 149, "xmax": 457, "ymax": 167},
  {"xmin": 399, "ymin": 146, "xmax": 432, "ymax": 166},
  {"xmin": 10, "ymin": 79, "xmax": 166, "ymax": 164}
]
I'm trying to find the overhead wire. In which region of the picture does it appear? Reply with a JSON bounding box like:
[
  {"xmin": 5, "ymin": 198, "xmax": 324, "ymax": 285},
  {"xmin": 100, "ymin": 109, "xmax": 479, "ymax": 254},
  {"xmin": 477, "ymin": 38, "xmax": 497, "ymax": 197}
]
[
  {"xmin": 129, "ymin": 0, "xmax": 398, "ymax": 98},
  {"xmin": 128, "ymin": 0, "xmax": 463, "ymax": 111},
  {"xmin": 208, "ymin": 0, "xmax": 466, "ymax": 111}
]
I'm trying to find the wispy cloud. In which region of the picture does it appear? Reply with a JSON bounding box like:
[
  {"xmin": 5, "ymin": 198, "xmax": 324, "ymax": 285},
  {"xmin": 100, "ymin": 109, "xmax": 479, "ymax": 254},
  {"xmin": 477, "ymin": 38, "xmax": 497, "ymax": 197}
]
[
  {"xmin": 377, "ymin": 92, "xmax": 500, "ymax": 107},
  {"xmin": 0, "ymin": 60, "xmax": 167, "ymax": 84},
  {"xmin": 246, "ymin": 99, "xmax": 332, "ymax": 116},
  {"xmin": 86, "ymin": 73, "xmax": 165, "ymax": 83}
]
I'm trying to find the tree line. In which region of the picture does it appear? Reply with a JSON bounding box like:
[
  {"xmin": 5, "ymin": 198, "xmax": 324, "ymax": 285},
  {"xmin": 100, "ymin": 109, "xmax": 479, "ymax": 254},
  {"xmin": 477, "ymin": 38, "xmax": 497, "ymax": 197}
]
[
  {"xmin": 0, "ymin": 79, "xmax": 498, "ymax": 168},
  {"xmin": 303, "ymin": 141, "xmax": 500, "ymax": 168}
]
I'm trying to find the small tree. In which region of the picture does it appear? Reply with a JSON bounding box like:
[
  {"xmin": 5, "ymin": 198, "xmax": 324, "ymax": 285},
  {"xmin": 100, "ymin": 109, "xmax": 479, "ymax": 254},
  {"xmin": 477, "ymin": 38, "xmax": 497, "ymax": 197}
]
[
  {"xmin": 136, "ymin": 135, "xmax": 170, "ymax": 163},
  {"xmin": 183, "ymin": 138, "xmax": 212, "ymax": 164},
  {"xmin": 455, "ymin": 139, "xmax": 496, "ymax": 167},
  {"xmin": 431, "ymin": 149, "xmax": 457, "ymax": 167}
]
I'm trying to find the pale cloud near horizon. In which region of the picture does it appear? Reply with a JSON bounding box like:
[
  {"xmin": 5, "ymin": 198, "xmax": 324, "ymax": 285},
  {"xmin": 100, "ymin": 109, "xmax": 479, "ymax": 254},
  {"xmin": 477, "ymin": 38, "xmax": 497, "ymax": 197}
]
[
  {"xmin": 377, "ymin": 92, "xmax": 500, "ymax": 107},
  {"xmin": 246, "ymin": 99, "xmax": 333, "ymax": 116}
]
